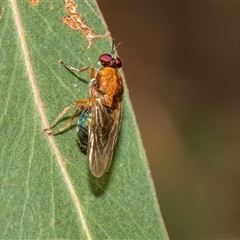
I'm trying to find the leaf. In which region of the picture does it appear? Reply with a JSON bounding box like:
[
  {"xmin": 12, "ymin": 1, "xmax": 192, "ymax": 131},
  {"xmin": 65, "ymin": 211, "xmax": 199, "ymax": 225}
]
[{"xmin": 0, "ymin": 0, "xmax": 168, "ymax": 239}]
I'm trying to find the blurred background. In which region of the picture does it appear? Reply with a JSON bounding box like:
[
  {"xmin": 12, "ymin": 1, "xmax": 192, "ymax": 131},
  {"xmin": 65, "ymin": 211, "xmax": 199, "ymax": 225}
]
[{"xmin": 97, "ymin": 1, "xmax": 240, "ymax": 239}]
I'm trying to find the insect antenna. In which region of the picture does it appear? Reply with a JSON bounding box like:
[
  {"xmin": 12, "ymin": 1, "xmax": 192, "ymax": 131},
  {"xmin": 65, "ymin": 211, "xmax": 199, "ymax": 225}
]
[{"xmin": 111, "ymin": 38, "xmax": 122, "ymax": 56}]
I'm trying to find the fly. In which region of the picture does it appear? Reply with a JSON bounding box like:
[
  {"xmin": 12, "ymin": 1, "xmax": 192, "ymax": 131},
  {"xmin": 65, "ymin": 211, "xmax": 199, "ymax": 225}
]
[{"xmin": 45, "ymin": 39, "xmax": 123, "ymax": 178}]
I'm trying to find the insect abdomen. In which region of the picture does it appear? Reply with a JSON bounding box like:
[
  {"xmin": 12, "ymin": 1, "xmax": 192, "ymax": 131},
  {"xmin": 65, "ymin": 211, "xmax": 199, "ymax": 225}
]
[{"xmin": 77, "ymin": 108, "xmax": 89, "ymax": 154}]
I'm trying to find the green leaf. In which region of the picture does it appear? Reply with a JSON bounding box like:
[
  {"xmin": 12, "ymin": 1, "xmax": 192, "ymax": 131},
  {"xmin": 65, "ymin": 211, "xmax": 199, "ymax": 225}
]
[{"xmin": 0, "ymin": 0, "xmax": 168, "ymax": 239}]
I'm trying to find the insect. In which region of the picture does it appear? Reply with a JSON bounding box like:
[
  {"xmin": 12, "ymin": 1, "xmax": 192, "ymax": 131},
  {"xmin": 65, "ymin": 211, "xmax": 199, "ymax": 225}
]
[{"xmin": 45, "ymin": 40, "xmax": 124, "ymax": 178}]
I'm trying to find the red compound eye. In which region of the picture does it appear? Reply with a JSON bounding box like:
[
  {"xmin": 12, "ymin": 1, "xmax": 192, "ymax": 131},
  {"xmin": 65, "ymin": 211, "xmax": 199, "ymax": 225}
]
[
  {"xmin": 99, "ymin": 54, "xmax": 122, "ymax": 68},
  {"xmin": 99, "ymin": 54, "xmax": 112, "ymax": 65},
  {"xmin": 115, "ymin": 57, "xmax": 122, "ymax": 68}
]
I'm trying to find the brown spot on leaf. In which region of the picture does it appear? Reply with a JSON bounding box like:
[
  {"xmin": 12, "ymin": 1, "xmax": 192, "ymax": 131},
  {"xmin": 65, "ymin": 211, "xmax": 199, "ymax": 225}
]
[
  {"xmin": 62, "ymin": 0, "xmax": 108, "ymax": 48},
  {"xmin": 29, "ymin": 0, "xmax": 39, "ymax": 6}
]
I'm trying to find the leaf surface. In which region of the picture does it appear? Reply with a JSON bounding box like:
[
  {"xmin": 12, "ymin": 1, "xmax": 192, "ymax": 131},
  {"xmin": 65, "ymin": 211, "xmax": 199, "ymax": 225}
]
[{"xmin": 0, "ymin": 0, "xmax": 168, "ymax": 239}]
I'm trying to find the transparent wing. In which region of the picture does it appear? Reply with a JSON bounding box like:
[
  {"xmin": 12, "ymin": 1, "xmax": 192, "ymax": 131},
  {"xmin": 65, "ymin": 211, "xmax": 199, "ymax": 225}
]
[{"xmin": 88, "ymin": 93, "xmax": 122, "ymax": 178}]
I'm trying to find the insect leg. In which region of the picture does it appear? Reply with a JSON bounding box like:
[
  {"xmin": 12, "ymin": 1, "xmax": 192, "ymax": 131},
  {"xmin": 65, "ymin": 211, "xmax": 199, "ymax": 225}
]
[
  {"xmin": 59, "ymin": 60, "xmax": 95, "ymax": 79},
  {"xmin": 59, "ymin": 60, "xmax": 90, "ymax": 73},
  {"xmin": 45, "ymin": 99, "xmax": 88, "ymax": 135}
]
